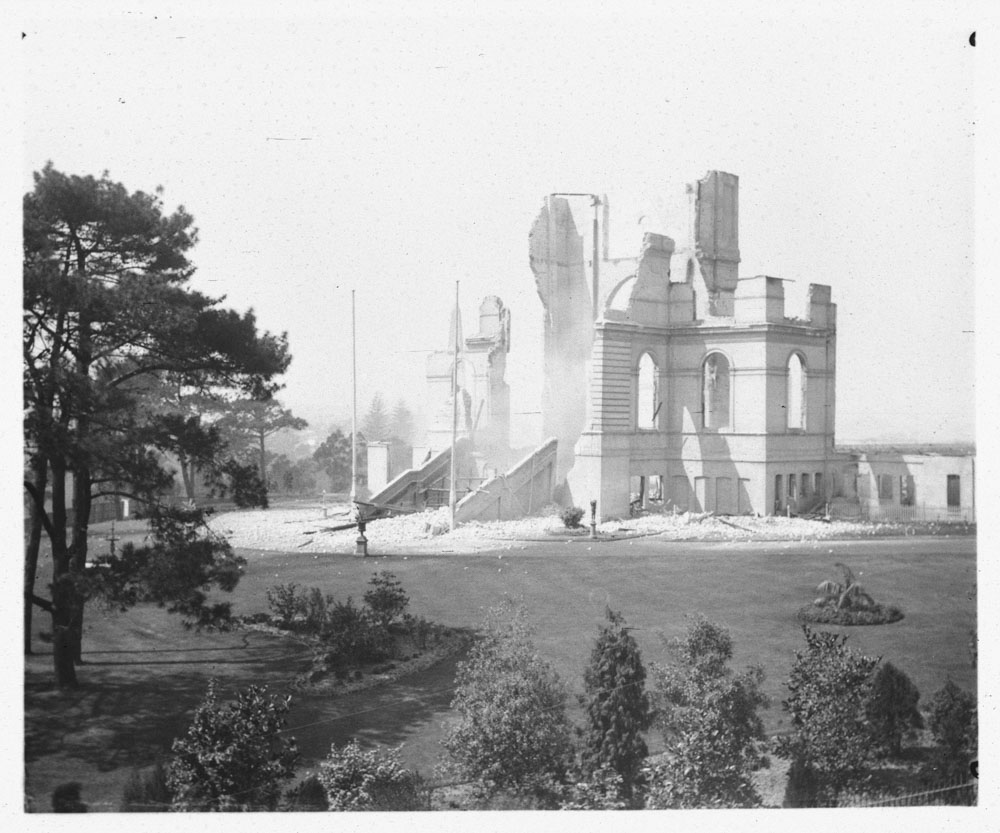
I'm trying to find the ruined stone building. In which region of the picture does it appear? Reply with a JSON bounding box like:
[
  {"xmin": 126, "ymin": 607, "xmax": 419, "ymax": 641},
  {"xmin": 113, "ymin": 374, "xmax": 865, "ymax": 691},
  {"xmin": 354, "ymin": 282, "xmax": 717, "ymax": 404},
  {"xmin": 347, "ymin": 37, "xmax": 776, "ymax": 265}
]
[
  {"xmin": 367, "ymin": 169, "xmax": 974, "ymax": 525},
  {"xmin": 370, "ymin": 295, "xmax": 557, "ymax": 521},
  {"xmin": 420, "ymin": 295, "xmax": 512, "ymax": 470},
  {"xmin": 530, "ymin": 171, "xmax": 841, "ymax": 519}
]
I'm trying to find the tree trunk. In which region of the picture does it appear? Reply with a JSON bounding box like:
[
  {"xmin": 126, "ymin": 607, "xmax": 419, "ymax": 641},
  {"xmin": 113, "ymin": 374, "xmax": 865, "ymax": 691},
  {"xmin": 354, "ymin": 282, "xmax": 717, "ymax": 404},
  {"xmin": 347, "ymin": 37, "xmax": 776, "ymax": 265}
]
[
  {"xmin": 69, "ymin": 463, "xmax": 91, "ymax": 665},
  {"xmin": 49, "ymin": 460, "xmax": 78, "ymax": 688},
  {"xmin": 181, "ymin": 457, "xmax": 196, "ymax": 500},
  {"xmin": 24, "ymin": 456, "xmax": 48, "ymax": 654},
  {"xmin": 69, "ymin": 308, "xmax": 92, "ymax": 666},
  {"xmin": 258, "ymin": 430, "xmax": 267, "ymax": 483},
  {"xmin": 51, "ymin": 575, "xmax": 80, "ymax": 689}
]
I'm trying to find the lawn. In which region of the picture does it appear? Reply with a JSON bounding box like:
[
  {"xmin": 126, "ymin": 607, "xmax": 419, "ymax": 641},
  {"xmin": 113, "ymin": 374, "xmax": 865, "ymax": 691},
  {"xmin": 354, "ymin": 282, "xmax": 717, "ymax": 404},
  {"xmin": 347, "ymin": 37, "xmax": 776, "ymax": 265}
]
[{"xmin": 24, "ymin": 534, "xmax": 976, "ymax": 811}]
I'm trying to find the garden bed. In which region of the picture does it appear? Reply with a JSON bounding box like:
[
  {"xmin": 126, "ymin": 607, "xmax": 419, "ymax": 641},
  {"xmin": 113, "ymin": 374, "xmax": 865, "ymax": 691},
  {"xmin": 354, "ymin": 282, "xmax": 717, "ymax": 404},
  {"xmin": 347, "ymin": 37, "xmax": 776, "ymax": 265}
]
[{"xmin": 797, "ymin": 603, "xmax": 904, "ymax": 626}]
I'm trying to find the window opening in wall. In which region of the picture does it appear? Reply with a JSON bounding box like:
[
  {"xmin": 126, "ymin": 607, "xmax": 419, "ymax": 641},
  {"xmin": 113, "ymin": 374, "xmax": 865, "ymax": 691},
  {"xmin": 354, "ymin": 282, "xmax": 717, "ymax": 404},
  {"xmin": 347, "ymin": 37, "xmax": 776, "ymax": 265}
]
[
  {"xmin": 647, "ymin": 475, "xmax": 663, "ymax": 504},
  {"xmin": 630, "ymin": 475, "xmax": 645, "ymax": 515},
  {"xmin": 787, "ymin": 353, "xmax": 806, "ymax": 430},
  {"xmin": 900, "ymin": 475, "xmax": 915, "ymax": 507},
  {"xmin": 774, "ymin": 474, "xmax": 783, "ymax": 512},
  {"xmin": 877, "ymin": 474, "xmax": 894, "ymax": 502},
  {"xmin": 814, "ymin": 472, "xmax": 823, "ymax": 498},
  {"xmin": 947, "ymin": 475, "xmax": 961, "ymax": 508},
  {"xmin": 787, "ymin": 474, "xmax": 797, "ymax": 501},
  {"xmin": 801, "ymin": 473, "xmax": 810, "ymax": 497},
  {"xmin": 637, "ymin": 353, "xmax": 659, "ymax": 429},
  {"xmin": 702, "ymin": 353, "xmax": 731, "ymax": 429}
]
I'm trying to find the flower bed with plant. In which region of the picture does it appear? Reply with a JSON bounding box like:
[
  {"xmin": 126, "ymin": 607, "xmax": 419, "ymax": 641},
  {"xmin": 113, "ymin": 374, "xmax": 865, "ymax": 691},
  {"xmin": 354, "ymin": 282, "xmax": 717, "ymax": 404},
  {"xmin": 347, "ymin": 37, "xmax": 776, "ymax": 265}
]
[{"xmin": 797, "ymin": 563, "xmax": 903, "ymax": 626}]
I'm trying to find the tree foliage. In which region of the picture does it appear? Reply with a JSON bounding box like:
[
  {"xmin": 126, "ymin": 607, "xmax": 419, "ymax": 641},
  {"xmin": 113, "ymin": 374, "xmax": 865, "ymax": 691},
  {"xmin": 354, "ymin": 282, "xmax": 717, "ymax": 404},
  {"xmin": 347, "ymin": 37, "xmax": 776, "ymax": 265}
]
[
  {"xmin": 89, "ymin": 504, "xmax": 245, "ymax": 628},
  {"xmin": 865, "ymin": 662, "xmax": 923, "ymax": 757},
  {"xmin": 318, "ymin": 740, "xmax": 423, "ymax": 811},
  {"xmin": 580, "ymin": 607, "xmax": 652, "ymax": 801},
  {"xmin": 924, "ymin": 679, "xmax": 976, "ymax": 780},
  {"xmin": 167, "ymin": 681, "xmax": 299, "ymax": 811},
  {"xmin": 647, "ymin": 616, "xmax": 768, "ymax": 808},
  {"xmin": 213, "ymin": 396, "xmax": 307, "ymax": 481},
  {"xmin": 312, "ymin": 428, "xmax": 354, "ymax": 491},
  {"xmin": 361, "ymin": 392, "xmax": 390, "ymax": 441},
  {"xmin": 443, "ymin": 599, "xmax": 573, "ymax": 797},
  {"xmin": 22, "ymin": 164, "xmax": 290, "ymax": 685},
  {"xmin": 362, "ymin": 571, "xmax": 410, "ymax": 629},
  {"xmin": 773, "ymin": 626, "xmax": 879, "ymax": 804},
  {"xmin": 389, "ymin": 398, "xmax": 414, "ymax": 444}
]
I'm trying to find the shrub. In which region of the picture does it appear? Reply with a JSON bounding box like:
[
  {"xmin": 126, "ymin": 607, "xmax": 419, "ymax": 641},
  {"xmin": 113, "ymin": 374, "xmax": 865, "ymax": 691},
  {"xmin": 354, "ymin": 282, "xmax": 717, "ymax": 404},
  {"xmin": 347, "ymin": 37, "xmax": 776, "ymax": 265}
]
[
  {"xmin": 212, "ymin": 459, "xmax": 269, "ymax": 508},
  {"xmin": 560, "ymin": 766, "xmax": 630, "ymax": 810},
  {"xmin": 581, "ymin": 608, "xmax": 652, "ymax": 802},
  {"xmin": 443, "ymin": 599, "xmax": 573, "ymax": 797},
  {"xmin": 168, "ymin": 681, "xmax": 299, "ymax": 811},
  {"xmin": 561, "ymin": 506, "xmax": 585, "ymax": 529},
  {"xmin": 266, "ymin": 583, "xmax": 306, "ymax": 627},
  {"xmin": 923, "ymin": 679, "xmax": 976, "ymax": 779},
  {"xmin": 324, "ymin": 597, "xmax": 391, "ymax": 666},
  {"xmin": 405, "ymin": 614, "xmax": 434, "ymax": 650},
  {"xmin": 773, "ymin": 626, "xmax": 879, "ymax": 805},
  {"xmin": 304, "ymin": 587, "xmax": 335, "ymax": 635},
  {"xmin": 280, "ymin": 774, "xmax": 328, "ymax": 811},
  {"xmin": 51, "ymin": 782, "xmax": 87, "ymax": 813},
  {"xmin": 319, "ymin": 740, "xmax": 424, "ymax": 811},
  {"xmin": 804, "ymin": 563, "xmax": 904, "ymax": 625},
  {"xmin": 363, "ymin": 571, "xmax": 409, "ymax": 628},
  {"xmin": 783, "ymin": 754, "xmax": 820, "ymax": 808},
  {"xmin": 647, "ymin": 616, "xmax": 768, "ymax": 808},
  {"xmin": 797, "ymin": 603, "xmax": 903, "ymax": 626},
  {"xmin": 865, "ymin": 662, "xmax": 923, "ymax": 757},
  {"xmin": 120, "ymin": 761, "xmax": 172, "ymax": 812}
]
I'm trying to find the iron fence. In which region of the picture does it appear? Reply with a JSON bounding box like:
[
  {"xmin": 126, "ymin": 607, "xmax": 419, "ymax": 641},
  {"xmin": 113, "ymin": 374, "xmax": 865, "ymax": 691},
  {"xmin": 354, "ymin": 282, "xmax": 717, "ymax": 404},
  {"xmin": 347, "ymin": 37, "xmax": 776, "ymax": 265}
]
[
  {"xmin": 833, "ymin": 775, "xmax": 976, "ymax": 808},
  {"xmin": 855, "ymin": 502, "xmax": 975, "ymax": 524}
]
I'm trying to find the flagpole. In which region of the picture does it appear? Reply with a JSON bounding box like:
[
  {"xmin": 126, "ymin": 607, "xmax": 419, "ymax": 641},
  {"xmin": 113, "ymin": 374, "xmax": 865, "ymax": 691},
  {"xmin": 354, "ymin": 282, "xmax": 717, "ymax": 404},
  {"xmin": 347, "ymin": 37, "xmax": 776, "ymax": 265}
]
[
  {"xmin": 449, "ymin": 280, "xmax": 459, "ymax": 531},
  {"xmin": 350, "ymin": 289, "xmax": 357, "ymax": 505}
]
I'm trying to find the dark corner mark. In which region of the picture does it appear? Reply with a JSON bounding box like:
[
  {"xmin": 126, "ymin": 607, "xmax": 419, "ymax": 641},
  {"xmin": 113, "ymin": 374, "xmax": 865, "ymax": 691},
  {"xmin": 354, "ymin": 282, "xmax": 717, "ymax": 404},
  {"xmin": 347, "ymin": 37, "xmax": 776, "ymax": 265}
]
[
  {"xmin": 22, "ymin": 32, "xmax": 27, "ymax": 39},
  {"xmin": 969, "ymin": 31, "xmax": 975, "ymax": 47}
]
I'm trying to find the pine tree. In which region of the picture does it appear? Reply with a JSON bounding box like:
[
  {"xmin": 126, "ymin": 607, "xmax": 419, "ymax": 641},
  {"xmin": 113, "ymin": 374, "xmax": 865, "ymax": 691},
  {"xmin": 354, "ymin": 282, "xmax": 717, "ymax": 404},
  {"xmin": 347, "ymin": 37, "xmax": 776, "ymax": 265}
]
[
  {"xmin": 361, "ymin": 393, "xmax": 390, "ymax": 441},
  {"xmin": 580, "ymin": 608, "xmax": 652, "ymax": 801},
  {"xmin": 865, "ymin": 662, "xmax": 923, "ymax": 757},
  {"xmin": 389, "ymin": 399, "xmax": 414, "ymax": 444}
]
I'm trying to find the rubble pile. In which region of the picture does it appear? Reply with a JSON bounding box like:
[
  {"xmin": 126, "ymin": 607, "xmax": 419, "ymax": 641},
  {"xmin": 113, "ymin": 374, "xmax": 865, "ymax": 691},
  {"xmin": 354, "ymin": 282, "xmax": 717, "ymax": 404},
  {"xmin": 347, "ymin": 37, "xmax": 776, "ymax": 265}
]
[{"xmin": 207, "ymin": 504, "xmax": 954, "ymax": 556}]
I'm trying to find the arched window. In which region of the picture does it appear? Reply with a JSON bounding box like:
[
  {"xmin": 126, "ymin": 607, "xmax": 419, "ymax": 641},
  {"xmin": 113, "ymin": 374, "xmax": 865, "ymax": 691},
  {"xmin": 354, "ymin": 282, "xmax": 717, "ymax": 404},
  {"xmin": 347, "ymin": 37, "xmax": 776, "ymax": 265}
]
[
  {"xmin": 702, "ymin": 352, "xmax": 731, "ymax": 429},
  {"xmin": 787, "ymin": 353, "xmax": 806, "ymax": 430},
  {"xmin": 637, "ymin": 352, "xmax": 659, "ymax": 429}
]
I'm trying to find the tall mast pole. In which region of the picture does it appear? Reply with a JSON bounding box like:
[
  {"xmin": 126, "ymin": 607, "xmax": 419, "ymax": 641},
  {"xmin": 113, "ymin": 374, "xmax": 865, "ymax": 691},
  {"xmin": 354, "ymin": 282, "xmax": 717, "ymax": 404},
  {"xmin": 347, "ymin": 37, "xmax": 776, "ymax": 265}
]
[
  {"xmin": 449, "ymin": 280, "xmax": 459, "ymax": 531},
  {"xmin": 350, "ymin": 289, "xmax": 358, "ymax": 505}
]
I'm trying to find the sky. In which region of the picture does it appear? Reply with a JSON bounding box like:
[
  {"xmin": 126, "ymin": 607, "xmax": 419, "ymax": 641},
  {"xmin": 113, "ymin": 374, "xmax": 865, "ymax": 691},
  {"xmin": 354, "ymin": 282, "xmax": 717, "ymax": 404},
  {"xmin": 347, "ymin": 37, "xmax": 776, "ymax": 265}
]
[{"xmin": 13, "ymin": 1, "xmax": 985, "ymax": 447}]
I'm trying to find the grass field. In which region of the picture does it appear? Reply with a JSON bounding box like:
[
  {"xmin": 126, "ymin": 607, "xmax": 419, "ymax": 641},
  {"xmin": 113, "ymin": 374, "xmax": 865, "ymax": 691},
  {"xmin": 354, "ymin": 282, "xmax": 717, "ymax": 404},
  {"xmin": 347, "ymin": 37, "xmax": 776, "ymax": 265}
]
[{"xmin": 24, "ymin": 534, "xmax": 976, "ymax": 811}]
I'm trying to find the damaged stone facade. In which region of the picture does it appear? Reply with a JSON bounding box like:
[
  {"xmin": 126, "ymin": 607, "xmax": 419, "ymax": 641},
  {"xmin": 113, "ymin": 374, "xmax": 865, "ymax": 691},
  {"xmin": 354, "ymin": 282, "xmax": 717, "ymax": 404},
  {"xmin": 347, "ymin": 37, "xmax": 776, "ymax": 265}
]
[
  {"xmin": 421, "ymin": 296, "xmax": 512, "ymax": 474},
  {"xmin": 532, "ymin": 171, "xmax": 844, "ymax": 519}
]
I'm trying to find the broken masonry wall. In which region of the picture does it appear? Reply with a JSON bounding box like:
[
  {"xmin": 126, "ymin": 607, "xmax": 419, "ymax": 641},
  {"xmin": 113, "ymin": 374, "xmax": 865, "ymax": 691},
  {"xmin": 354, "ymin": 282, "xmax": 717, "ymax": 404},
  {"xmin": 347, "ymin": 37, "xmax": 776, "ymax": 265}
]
[
  {"xmin": 529, "ymin": 196, "xmax": 594, "ymax": 490},
  {"xmin": 423, "ymin": 296, "xmax": 512, "ymax": 472}
]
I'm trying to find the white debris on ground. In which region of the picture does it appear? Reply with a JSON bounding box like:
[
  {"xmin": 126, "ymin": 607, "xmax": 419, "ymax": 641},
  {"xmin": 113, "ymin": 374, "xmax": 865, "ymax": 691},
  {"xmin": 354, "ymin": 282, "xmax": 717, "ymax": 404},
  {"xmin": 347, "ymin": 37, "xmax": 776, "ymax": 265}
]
[{"xmin": 206, "ymin": 503, "xmax": 935, "ymax": 556}]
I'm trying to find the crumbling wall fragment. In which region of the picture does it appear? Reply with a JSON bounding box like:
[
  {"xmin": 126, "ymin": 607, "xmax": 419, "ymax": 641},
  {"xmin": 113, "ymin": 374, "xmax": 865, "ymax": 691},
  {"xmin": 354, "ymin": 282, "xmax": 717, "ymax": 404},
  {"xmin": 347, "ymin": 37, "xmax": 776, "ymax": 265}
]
[{"xmin": 529, "ymin": 197, "xmax": 593, "ymax": 484}]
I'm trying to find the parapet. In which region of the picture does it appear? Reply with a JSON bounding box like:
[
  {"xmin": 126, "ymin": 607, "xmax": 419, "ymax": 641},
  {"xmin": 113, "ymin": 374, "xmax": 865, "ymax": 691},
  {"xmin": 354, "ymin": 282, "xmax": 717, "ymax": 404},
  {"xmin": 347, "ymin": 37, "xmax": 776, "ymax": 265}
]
[{"xmin": 734, "ymin": 276, "xmax": 835, "ymax": 329}]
